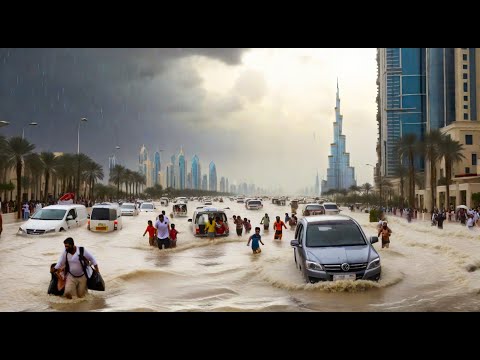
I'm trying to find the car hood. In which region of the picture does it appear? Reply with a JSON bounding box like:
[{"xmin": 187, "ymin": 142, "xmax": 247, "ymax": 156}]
[
  {"xmin": 306, "ymin": 245, "xmax": 374, "ymax": 264},
  {"xmin": 20, "ymin": 219, "xmax": 64, "ymax": 230}
]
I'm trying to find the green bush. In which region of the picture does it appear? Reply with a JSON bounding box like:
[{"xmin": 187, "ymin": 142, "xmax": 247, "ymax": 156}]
[{"xmin": 369, "ymin": 209, "xmax": 380, "ymax": 222}]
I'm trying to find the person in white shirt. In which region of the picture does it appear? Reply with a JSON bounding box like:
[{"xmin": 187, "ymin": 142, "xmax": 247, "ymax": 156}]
[
  {"xmin": 466, "ymin": 215, "xmax": 475, "ymax": 230},
  {"xmin": 161, "ymin": 210, "xmax": 171, "ymax": 230},
  {"xmin": 51, "ymin": 237, "xmax": 99, "ymax": 299},
  {"xmin": 155, "ymin": 214, "xmax": 170, "ymax": 249}
]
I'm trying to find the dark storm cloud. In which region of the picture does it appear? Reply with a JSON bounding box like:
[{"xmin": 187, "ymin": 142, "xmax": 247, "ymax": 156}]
[{"xmin": 0, "ymin": 48, "xmax": 250, "ymax": 172}]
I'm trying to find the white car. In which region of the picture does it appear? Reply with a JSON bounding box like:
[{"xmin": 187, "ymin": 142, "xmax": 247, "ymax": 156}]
[
  {"xmin": 18, "ymin": 204, "xmax": 88, "ymax": 235},
  {"xmin": 120, "ymin": 203, "xmax": 139, "ymax": 216},
  {"xmin": 140, "ymin": 202, "xmax": 156, "ymax": 212}
]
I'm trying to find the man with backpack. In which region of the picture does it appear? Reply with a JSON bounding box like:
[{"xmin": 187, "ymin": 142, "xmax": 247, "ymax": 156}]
[{"xmin": 51, "ymin": 237, "xmax": 99, "ymax": 299}]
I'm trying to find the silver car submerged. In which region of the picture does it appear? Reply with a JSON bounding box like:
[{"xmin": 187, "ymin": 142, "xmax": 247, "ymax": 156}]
[{"xmin": 290, "ymin": 215, "xmax": 381, "ymax": 283}]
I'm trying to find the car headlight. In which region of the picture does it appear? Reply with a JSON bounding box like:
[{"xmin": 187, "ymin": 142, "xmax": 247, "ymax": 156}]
[
  {"xmin": 306, "ymin": 260, "xmax": 324, "ymax": 271},
  {"xmin": 367, "ymin": 257, "xmax": 381, "ymax": 270}
]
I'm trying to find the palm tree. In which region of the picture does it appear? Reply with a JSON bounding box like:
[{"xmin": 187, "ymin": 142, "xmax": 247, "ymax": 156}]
[
  {"xmin": 349, "ymin": 185, "xmax": 361, "ymax": 194},
  {"xmin": 3, "ymin": 137, "xmax": 35, "ymax": 218},
  {"xmin": 24, "ymin": 153, "xmax": 43, "ymax": 201},
  {"xmin": 422, "ymin": 130, "xmax": 443, "ymax": 211},
  {"xmin": 39, "ymin": 152, "xmax": 58, "ymax": 203},
  {"xmin": 83, "ymin": 160, "xmax": 104, "ymax": 201},
  {"xmin": 73, "ymin": 153, "xmax": 91, "ymax": 200},
  {"xmin": 55, "ymin": 153, "xmax": 75, "ymax": 194},
  {"xmin": 439, "ymin": 135, "xmax": 465, "ymax": 210},
  {"xmin": 396, "ymin": 134, "xmax": 420, "ymax": 207},
  {"xmin": 110, "ymin": 164, "xmax": 126, "ymax": 199},
  {"xmin": 361, "ymin": 183, "xmax": 373, "ymax": 196}
]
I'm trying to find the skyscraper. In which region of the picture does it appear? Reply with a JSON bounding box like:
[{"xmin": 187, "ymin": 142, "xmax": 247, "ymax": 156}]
[
  {"xmin": 138, "ymin": 145, "xmax": 153, "ymax": 188},
  {"xmin": 315, "ymin": 171, "xmax": 320, "ymax": 196},
  {"xmin": 170, "ymin": 154, "xmax": 177, "ymax": 189},
  {"xmin": 191, "ymin": 155, "xmax": 200, "ymax": 190},
  {"xmin": 178, "ymin": 147, "xmax": 186, "ymax": 190},
  {"xmin": 209, "ymin": 161, "xmax": 217, "ymax": 191},
  {"xmin": 220, "ymin": 177, "xmax": 225, "ymax": 192},
  {"xmin": 153, "ymin": 151, "xmax": 161, "ymax": 185},
  {"xmin": 321, "ymin": 81, "xmax": 356, "ymax": 193},
  {"xmin": 378, "ymin": 48, "xmax": 427, "ymax": 177},
  {"xmin": 108, "ymin": 154, "xmax": 116, "ymax": 171},
  {"xmin": 226, "ymin": 178, "xmax": 229, "ymax": 194}
]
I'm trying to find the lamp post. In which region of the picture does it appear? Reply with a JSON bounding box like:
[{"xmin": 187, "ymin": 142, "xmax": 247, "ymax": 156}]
[
  {"xmin": 0, "ymin": 120, "xmax": 10, "ymax": 128},
  {"xmin": 22, "ymin": 122, "xmax": 38, "ymax": 139},
  {"xmin": 77, "ymin": 117, "xmax": 88, "ymax": 154}
]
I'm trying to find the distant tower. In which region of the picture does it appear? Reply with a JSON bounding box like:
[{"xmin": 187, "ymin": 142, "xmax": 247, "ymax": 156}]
[
  {"xmin": 321, "ymin": 80, "xmax": 356, "ymax": 193},
  {"xmin": 209, "ymin": 161, "xmax": 217, "ymax": 191},
  {"xmin": 191, "ymin": 155, "xmax": 200, "ymax": 190},
  {"xmin": 178, "ymin": 147, "xmax": 186, "ymax": 190},
  {"xmin": 153, "ymin": 151, "xmax": 161, "ymax": 185},
  {"xmin": 315, "ymin": 171, "xmax": 320, "ymax": 196}
]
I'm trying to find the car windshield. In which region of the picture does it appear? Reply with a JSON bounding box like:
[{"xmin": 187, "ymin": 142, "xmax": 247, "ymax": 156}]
[
  {"xmin": 249, "ymin": 201, "xmax": 261, "ymax": 205},
  {"xmin": 306, "ymin": 205, "xmax": 323, "ymax": 211},
  {"xmin": 306, "ymin": 221, "xmax": 366, "ymax": 247},
  {"xmin": 324, "ymin": 204, "xmax": 338, "ymax": 210},
  {"xmin": 31, "ymin": 209, "xmax": 66, "ymax": 220},
  {"xmin": 122, "ymin": 204, "xmax": 135, "ymax": 209},
  {"xmin": 141, "ymin": 204, "xmax": 153, "ymax": 209}
]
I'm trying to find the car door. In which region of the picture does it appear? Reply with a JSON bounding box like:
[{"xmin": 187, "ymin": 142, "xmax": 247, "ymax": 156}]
[
  {"xmin": 294, "ymin": 223, "xmax": 304, "ymax": 267},
  {"xmin": 66, "ymin": 209, "xmax": 78, "ymax": 228}
]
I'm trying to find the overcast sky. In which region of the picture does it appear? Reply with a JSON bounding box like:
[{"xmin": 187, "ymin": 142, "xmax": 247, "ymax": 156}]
[{"xmin": 0, "ymin": 48, "xmax": 377, "ymax": 192}]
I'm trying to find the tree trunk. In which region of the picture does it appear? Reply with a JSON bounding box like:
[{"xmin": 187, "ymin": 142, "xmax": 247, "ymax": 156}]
[
  {"xmin": 16, "ymin": 160, "xmax": 22, "ymax": 219},
  {"xmin": 44, "ymin": 170, "xmax": 50, "ymax": 203},
  {"xmin": 430, "ymin": 159, "xmax": 436, "ymax": 212}
]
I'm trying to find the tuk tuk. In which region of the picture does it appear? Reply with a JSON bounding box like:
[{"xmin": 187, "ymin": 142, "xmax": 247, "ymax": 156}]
[{"xmin": 172, "ymin": 203, "xmax": 188, "ymax": 217}]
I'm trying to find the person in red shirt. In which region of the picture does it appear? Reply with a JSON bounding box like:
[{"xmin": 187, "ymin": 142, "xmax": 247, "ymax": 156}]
[
  {"xmin": 169, "ymin": 223, "xmax": 179, "ymax": 248},
  {"xmin": 143, "ymin": 220, "xmax": 156, "ymax": 246},
  {"xmin": 273, "ymin": 216, "xmax": 287, "ymax": 240}
]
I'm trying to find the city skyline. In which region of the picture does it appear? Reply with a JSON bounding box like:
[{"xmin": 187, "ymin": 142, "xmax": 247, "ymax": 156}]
[{"xmin": 0, "ymin": 49, "xmax": 378, "ymax": 190}]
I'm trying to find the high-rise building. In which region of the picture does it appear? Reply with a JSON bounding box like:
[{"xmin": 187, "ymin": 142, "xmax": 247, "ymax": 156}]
[
  {"xmin": 138, "ymin": 145, "xmax": 153, "ymax": 188},
  {"xmin": 321, "ymin": 81, "xmax": 356, "ymax": 193},
  {"xmin": 108, "ymin": 154, "xmax": 116, "ymax": 171},
  {"xmin": 153, "ymin": 151, "xmax": 161, "ymax": 185},
  {"xmin": 220, "ymin": 177, "xmax": 225, "ymax": 192},
  {"xmin": 202, "ymin": 174, "xmax": 208, "ymax": 190},
  {"xmin": 209, "ymin": 161, "xmax": 217, "ymax": 191},
  {"xmin": 178, "ymin": 147, "xmax": 186, "ymax": 190},
  {"xmin": 315, "ymin": 171, "xmax": 320, "ymax": 196},
  {"xmin": 191, "ymin": 155, "xmax": 200, "ymax": 190},
  {"xmin": 226, "ymin": 178, "xmax": 229, "ymax": 194},
  {"xmin": 170, "ymin": 154, "xmax": 177, "ymax": 189},
  {"xmin": 378, "ymin": 48, "xmax": 427, "ymax": 177}
]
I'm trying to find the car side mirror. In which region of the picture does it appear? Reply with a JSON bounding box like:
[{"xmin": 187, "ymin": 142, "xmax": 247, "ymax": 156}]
[
  {"xmin": 370, "ymin": 236, "xmax": 378, "ymax": 244},
  {"xmin": 290, "ymin": 240, "xmax": 300, "ymax": 247},
  {"xmin": 67, "ymin": 215, "xmax": 73, "ymax": 220},
  {"xmin": 188, "ymin": 219, "xmax": 192, "ymax": 222}
]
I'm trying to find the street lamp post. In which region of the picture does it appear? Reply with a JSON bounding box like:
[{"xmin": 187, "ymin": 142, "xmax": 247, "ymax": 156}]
[
  {"xmin": 22, "ymin": 122, "xmax": 38, "ymax": 139},
  {"xmin": 0, "ymin": 120, "xmax": 10, "ymax": 128},
  {"xmin": 77, "ymin": 117, "xmax": 88, "ymax": 154}
]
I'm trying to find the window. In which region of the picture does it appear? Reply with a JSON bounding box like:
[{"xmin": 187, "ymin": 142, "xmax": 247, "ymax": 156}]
[
  {"xmin": 463, "ymin": 73, "xmax": 468, "ymax": 79},
  {"xmin": 463, "ymin": 54, "xmax": 468, "ymax": 61},
  {"xmin": 464, "ymin": 82, "xmax": 469, "ymax": 92},
  {"xmin": 466, "ymin": 135, "xmax": 473, "ymax": 144},
  {"xmin": 472, "ymin": 154, "xmax": 477, "ymax": 166},
  {"xmin": 464, "ymin": 64, "xmax": 468, "ymax": 69},
  {"xmin": 464, "ymin": 113, "xmax": 469, "ymax": 120},
  {"xmin": 466, "ymin": 167, "xmax": 470, "ymax": 174},
  {"xmin": 464, "ymin": 105, "xmax": 469, "ymax": 109},
  {"xmin": 464, "ymin": 96, "xmax": 469, "ymax": 101}
]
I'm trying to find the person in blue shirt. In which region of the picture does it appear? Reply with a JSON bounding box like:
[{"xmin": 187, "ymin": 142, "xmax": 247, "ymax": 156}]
[{"xmin": 247, "ymin": 227, "xmax": 264, "ymax": 254}]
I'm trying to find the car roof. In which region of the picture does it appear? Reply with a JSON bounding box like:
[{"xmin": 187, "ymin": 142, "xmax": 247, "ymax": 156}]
[
  {"xmin": 302, "ymin": 214, "xmax": 352, "ymax": 223},
  {"xmin": 322, "ymin": 202, "xmax": 338, "ymax": 205},
  {"xmin": 42, "ymin": 204, "xmax": 86, "ymax": 210},
  {"xmin": 121, "ymin": 203, "xmax": 136, "ymax": 206},
  {"xmin": 92, "ymin": 203, "xmax": 119, "ymax": 208},
  {"xmin": 195, "ymin": 207, "xmax": 225, "ymax": 213},
  {"xmin": 305, "ymin": 203, "xmax": 322, "ymax": 206}
]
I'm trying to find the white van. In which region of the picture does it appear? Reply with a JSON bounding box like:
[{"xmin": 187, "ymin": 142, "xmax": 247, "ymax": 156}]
[
  {"xmin": 18, "ymin": 204, "xmax": 88, "ymax": 235},
  {"xmin": 88, "ymin": 202, "xmax": 123, "ymax": 232}
]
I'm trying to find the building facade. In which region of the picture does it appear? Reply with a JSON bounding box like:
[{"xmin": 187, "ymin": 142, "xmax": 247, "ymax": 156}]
[{"xmin": 209, "ymin": 161, "xmax": 217, "ymax": 191}]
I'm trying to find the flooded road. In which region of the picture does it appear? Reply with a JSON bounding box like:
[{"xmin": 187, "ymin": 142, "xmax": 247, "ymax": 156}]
[{"xmin": 2, "ymin": 200, "xmax": 480, "ymax": 311}]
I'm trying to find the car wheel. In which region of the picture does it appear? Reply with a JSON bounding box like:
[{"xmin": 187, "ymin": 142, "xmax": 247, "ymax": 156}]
[{"xmin": 59, "ymin": 228, "xmax": 65, "ymax": 232}]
